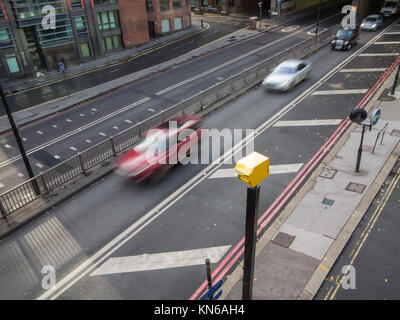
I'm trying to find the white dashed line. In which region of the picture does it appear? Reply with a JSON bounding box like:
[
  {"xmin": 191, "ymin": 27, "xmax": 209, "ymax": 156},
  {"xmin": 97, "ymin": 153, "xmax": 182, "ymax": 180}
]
[
  {"xmin": 339, "ymin": 68, "xmax": 386, "ymax": 72},
  {"xmin": 54, "ymin": 155, "xmax": 60, "ymax": 159},
  {"xmin": 66, "ymin": 119, "xmax": 72, "ymax": 123},
  {"xmin": 70, "ymin": 147, "xmax": 77, "ymax": 152},
  {"xmin": 4, "ymin": 144, "xmax": 11, "ymax": 149},
  {"xmin": 91, "ymin": 108, "xmax": 98, "ymax": 112},
  {"xmin": 359, "ymin": 53, "xmax": 399, "ymax": 56},
  {"xmin": 37, "ymin": 131, "xmax": 43, "ymax": 135},
  {"xmin": 148, "ymin": 108, "xmax": 155, "ymax": 112},
  {"xmin": 113, "ymin": 126, "xmax": 119, "ymax": 130},
  {"xmin": 99, "ymin": 132, "xmax": 106, "ymax": 137},
  {"xmin": 312, "ymin": 89, "xmax": 368, "ymax": 95},
  {"xmin": 85, "ymin": 139, "xmax": 92, "ymax": 143},
  {"xmin": 80, "ymin": 114, "xmax": 85, "ymax": 117},
  {"xmin": 273, "ymin": 119, "xmax": 342, "ymax": 127},
  {"xmin": 0, "ymin": 182, "xmax": 4, "ymax": 188},
  {"xmin": 52, "ymin": 125, "xmax": 58, "ymax": 128},
  {"xmin": 36, "ymin": 163, "xmax": 44, "ymax": 169},
  {"xmin": 22, "ymin": 138, "xmax": 27, "ymax": 141},
  {"xmin": 125, "ymin": 120, "xmax": 132, "ymax": 124},
  {"xmin": 17, "ymin": 173, "xmax": 24, "ymax": 177},
  {"xmin": 374, "ymin": 41, "xmax": 400, "ymax": 45}
]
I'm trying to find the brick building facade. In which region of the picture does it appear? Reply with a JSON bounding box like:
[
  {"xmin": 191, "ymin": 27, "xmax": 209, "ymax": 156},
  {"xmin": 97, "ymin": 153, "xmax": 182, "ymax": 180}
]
[{"xmin": 0, "ymin": 0, "xmax": 191, "ymax": 80}]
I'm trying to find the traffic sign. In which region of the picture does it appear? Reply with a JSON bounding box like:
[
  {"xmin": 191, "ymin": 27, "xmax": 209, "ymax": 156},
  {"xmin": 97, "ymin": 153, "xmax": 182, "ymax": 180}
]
[{"xmin": 370, "ymin": 108, "xmax": 381, "ymax": 126}]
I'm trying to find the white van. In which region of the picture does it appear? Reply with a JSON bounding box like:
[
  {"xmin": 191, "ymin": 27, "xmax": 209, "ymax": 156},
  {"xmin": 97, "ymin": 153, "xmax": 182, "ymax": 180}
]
[{"xmin": 381, "ymin": 0, "xmax": 400, "ymax": 17}]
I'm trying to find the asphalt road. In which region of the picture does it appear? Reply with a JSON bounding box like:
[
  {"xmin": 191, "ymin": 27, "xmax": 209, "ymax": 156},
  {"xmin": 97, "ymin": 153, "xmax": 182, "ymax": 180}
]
[
  {"xmin": 0, "ymin": 15, "xmax": 399, "ymax": 300},
  {"xmin": 0, "ymin": 6, "xmax": 344, "ymax": 192},
  {"xmin": 3, "ymin": 18, "xmax": 246, "ymax": 112},
  {"xmin": 315, "ymin": 158, "xmax": 400, "ymax": 300}
]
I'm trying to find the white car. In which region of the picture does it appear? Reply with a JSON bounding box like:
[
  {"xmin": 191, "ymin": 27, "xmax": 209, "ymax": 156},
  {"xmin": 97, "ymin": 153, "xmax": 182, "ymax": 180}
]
[{"xmin": 262, "ymin": 59, "xmax": 312, "ymax": 92}]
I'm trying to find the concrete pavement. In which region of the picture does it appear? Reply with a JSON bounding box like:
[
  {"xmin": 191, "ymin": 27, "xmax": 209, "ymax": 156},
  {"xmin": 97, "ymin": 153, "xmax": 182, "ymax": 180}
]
[{"xmin": 221, "ymin": 67, "xmax": 400, "ymax": 300}]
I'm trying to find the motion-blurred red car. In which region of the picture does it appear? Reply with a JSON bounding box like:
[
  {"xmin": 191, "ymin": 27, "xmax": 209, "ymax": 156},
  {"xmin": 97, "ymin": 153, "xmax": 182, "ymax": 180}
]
[{"xmin": 115, "ymin": 115, "xmax": 203, "ymax": 182}]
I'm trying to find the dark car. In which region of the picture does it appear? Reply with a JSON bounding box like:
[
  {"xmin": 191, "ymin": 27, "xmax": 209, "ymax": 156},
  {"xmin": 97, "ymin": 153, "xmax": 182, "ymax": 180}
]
[
  {"xmin": 331, "ymin": 28, "xmax": 359, "ymax": 51},
  {"xmin": 115, "ymin": 115, "xmax": 203, "ymax": 182}
]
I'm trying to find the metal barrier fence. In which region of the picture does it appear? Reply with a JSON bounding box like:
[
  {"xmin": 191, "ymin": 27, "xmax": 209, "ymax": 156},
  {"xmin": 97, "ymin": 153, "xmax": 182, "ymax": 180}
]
[{"xmin": 0, "ymin": 24, "xmax": 339, "ymax": 218}]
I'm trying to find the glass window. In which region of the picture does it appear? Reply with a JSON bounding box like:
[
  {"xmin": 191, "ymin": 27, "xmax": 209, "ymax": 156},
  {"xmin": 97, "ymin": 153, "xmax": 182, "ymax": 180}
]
[
  {"xmin": 0, "ymin": 28, "xmax": 10, "ymax": 42},
  {"xmin": 160, "ymin": 0, "xmax": 169, "ymax": 11},
  {"xmin": 6, "ymin": 56, "xmax": 20, "ymax": 73},
  {"xmin": 186, "ymin": 14, "xmax": 191, "ymax": 27},
  {"xmin": 174, "ymin": 17, "xmax": 182, "ymax": 31},
  {"xmin": 173, "ymin": 0, "xmax": 181, "ymax": 9},
  {"xmin": 93, "ymin": 0, "xmax": 117, "ymax": 5},
  {"xmin": 161, "ymin": 19, "xmax": 170, "ymax": 33},
  {"xmin": 146, "ymin": 0, "xmax": 153, "ymax": 13},
  {"xmin": 101, "ymin": 35, "xmax": 120, "ymax": 51},
  {"xmin": 80, "ymin": 42, "xmax": 90, "ymax": 57},
  {"xmin": 97, "ymin": 11, "xmax": 117, "ymax": 30}
]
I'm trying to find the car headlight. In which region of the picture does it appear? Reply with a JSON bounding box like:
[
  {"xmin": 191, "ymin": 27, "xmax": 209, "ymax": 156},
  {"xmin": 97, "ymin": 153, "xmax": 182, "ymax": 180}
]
[
  {"xmin": 361, "ymin": 23, "xmax": 365, "ymax": 27},
  {"xmin": 279, "ymin": 81, "xmax": 290, "ymax": 88},
  {"xmin": 372, "ymin": 24, "xmax": 377, "ymax": 28},
  {"xmin": 392, "ymin": 10, "xmax": 396, "ymax": 13},
  {"xmin": 331, "ymin": 40, "xmax": 336, "ymax": 44},
  {"xmin": 344, "ymin": 41, "xmax": 349, "ymax": 45}
]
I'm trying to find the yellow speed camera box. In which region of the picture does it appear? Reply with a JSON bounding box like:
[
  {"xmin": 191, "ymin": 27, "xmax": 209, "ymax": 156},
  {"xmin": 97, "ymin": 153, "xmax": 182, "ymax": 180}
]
[{"xmin": 235, "ymin": 152, "xmax": 269, "ymax": 188}]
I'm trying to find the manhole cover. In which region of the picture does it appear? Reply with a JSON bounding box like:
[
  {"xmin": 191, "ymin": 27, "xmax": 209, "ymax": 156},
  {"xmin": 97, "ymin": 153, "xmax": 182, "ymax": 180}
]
[
  {"xmin": 391, "ymin": 129, "xmax": 400, "ymax": 137},
  {"xmin": 272, "ymin": 232, "xmax": 295, "ymax": 248},
  {"xmin": 345, "ymin": 182, "xmax": 366, "ymax": 194},
  {"xmin": 322, "ymin": 198, "xmax": 335, "ymax": 206},
  {"xmin": 319, "ymin": 167, "xmax": 337, "ymax": 179}
]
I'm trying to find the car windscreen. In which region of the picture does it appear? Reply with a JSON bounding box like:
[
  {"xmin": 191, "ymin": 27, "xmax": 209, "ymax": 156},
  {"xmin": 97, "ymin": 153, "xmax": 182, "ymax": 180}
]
[
  {"xmin": 134, "ymin": 132, "xmax": 167, "ymax": 152},
  {"xmin": 385, "ymin": 1, "xmax": 398, "ymax": 7},
  {"xmin": 365, "ymin": 17, "xmax": 377, "ymax": 22},
  {"xmin": 336, "ymin": 29, "xmax": 353, "ymax": 38},
  {"xmin": 274, "ymin": 65, "xmax": 296, "ymax": 74}
]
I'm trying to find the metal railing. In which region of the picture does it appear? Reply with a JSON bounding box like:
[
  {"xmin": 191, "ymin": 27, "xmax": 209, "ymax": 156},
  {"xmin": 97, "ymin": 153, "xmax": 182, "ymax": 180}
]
[{"xmin": 0, "ymin": 24, "xmax": 340, "ymax": 218}]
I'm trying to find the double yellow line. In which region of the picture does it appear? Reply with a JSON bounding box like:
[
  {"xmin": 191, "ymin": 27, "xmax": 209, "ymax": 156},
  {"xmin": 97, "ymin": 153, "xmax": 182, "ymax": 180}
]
[{"xmin": 324, "ymin": 163, "xmax": 400, "ymax": 300}]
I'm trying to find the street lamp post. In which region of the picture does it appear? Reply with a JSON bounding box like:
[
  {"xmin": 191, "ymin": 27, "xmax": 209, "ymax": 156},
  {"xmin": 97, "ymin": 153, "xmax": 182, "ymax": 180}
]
[
  {"xmin": 0, "ymin": 82, "xmax": 39, "ymax": 195},
  {"xmin": 316, "ymin": 0, "xmax": 322, "ymax": 37}
]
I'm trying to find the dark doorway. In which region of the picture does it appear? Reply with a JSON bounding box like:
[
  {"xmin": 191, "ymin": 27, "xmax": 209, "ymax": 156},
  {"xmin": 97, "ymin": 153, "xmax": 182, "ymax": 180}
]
[{"xmin": 148, "ymin": 21, "xmax": 156, "ymax": 39}]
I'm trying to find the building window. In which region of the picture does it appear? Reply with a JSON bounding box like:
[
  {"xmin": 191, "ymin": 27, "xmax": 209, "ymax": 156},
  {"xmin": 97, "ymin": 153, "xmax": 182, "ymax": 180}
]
[
  {"xmin": 74, "ymin": 16, "xmax": 88, "ymax": 34},
  {"xmin": 173, "ymin": 0, "xmax": 181, "ymax": 9},
  {"xmin": 0, "ymin": 27, "xmax": 12, "ymax": 47},
  {"xmin": 161, "ymin": 19, "xmax": 170, "ymax": 33},
  {"xmin": 93, "ymin": 0, "xmax": 118, "ymax": 5},
  {"xmin": 6, "ymin": 56, "xmax": 20, "ymax": 73},
  {"xmin": 97, "ymin": 11, "xmax": 117, "ymax": 30},
  {"xmin": 229, "ymin": 0, "xmax": 234, "ymax": 6},
  {"xmin": 80, "ymin": 42, "xmax": 90, "ymax": 57},
  {"xmin": 70, "ymin": 0, "xmax": 83, "ymax": 8},
  {"xmin": 174, "ymin": 17, "xmax": 182, "ymax": 31},
  {"xmin": 101, "ymin": 35, "xmax": 120, "ymax": 51},
  {"xmin": 146, "ymin": 0, "xmax": 153, "ymax": 13},
  {"xmin": 160, "ymin": 0, "xmax": 169, "ymax": 11}
]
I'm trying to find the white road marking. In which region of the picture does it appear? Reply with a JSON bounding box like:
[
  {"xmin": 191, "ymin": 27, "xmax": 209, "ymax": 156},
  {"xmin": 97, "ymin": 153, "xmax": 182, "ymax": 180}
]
[
  {"xmin": 339, "ymin": 68, "xmax": 386, "ymax": 72},
  {"xmin": 66, "ymin": 119, "xmax": 72, "ymax": 123},
  {"xmin": 90, "ymin": 245, "xmax": 231, "ymax": 276},
  {"xmin": 70, "ymin": 147, "xmax": 77, "ymax": 152},
  {"xmin": 80, "ymin": 114, "xmax": 85, "ymax": 117},
  {"xmin": 17, "ymin": 173, "xmax": 24, "ymax": 177},
  {"xmin": 85, "ymin": 139, "xmax": 92, "ymax": 143},
  {"xmin": 125, "ymin": 119, "xmax": 132, "ymax": 124},
  {"xmin": 385, "ymin": 32, "xmax": 400, "ymax": 35},
  {"xmin": 37, "ymin": 18, "xmax": 400, "ymax": 301},
  {"xmin": 312, "ymin": 89, "xmax": 368, "ymax": 95},
  {"xmin": 99, "ymin": 132, "xmax": 106, "ymax": 137},
  {"xmin": 209, "ymin": 163, "xmax": 304, "ymax": 179},
  {"xmin": 148, "ymin": 108, "xmax": 155, "ymax": 112},
  {"xmin": 0, "ymin": 97, "xmax": 151, "ymax": 169},
  {"xmin": 4, "ymin": 144, "xmax": 11, "ymax": 149},
  {"xmin": 22, "ymin": 138, "xmax": 27, "ymax": 141},
  {"xmin": 37, "ymin": 131, "xmax": 43, "ymax": 135},
  {"xmin": 91, "ymin": 108, "xmax": 98, "ymax": 111},
  {"xmin": 374, "ymin": 41, "xmax": 400, "ymax": 44},
  {"xmin": 0, "ymin": 182, "xmax": 4, "ymax": 188},
  {"xmin": 36, "ymin": 163, "xmax": 43, "ymax": 168},
  {"xmin": 113, "ymin": 126, "xmax": 119, "ymax": 130},
  {"xmin": 273, "ymin": 119, "xmax": 342, "ymax": 127},
  {"xmin": 359, "ymin": 53, "xmax": 399, "ymax": 56},
  {"xmin": 54, "ymin": 155, "xmax": 60, "ymax": 159},
  {"xmin": 52, "ymin": 125, "xmax": 58, "ymax": 128}
]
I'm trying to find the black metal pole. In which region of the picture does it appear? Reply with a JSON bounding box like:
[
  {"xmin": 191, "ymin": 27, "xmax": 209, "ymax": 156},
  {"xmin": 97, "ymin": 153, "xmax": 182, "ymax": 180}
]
[
  {"xmin": 205, "ymin": 258, "xmax": 212, "ymax": 289},
  {"xmin": 316, "ymin": 0, "xmax": 322, "ymax": 38},
  {"xmin": 242, "ymin": 185, "xmax": 260, "ymax": 300},
  {"xmin": 390, "ymin": 63, "xmax": 400, "ymax": 96},
  {"xmin": 355, "ymin": 124, "xmax": 366, "ymax": 173},
  {"xmin": 0, "ymin": 82, "xmax": 39, "ymax": 195}
]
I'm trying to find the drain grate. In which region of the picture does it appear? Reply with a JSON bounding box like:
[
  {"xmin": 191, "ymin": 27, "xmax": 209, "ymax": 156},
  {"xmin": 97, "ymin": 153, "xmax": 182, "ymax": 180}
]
[
  {"xmin": 345, "ymin": 182, "xmax": 366, "ymax": 194},
  {"xmin": 272, "ymin": 232, "xmax": 295, "ymax": 248},
  {"xmin": 319, "ymin": 167, "xmax": 337, "ymax": 179},
  {"xmin": 391, "ymin": 129, "xmax": 400, "ymax": 137}
]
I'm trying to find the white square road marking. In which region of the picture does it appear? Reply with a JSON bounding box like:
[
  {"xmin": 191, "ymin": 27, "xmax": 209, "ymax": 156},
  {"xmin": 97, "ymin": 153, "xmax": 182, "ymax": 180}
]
[{"xmin": 312, "ymin": 89, "xmax": 368, "ymax": 95}]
